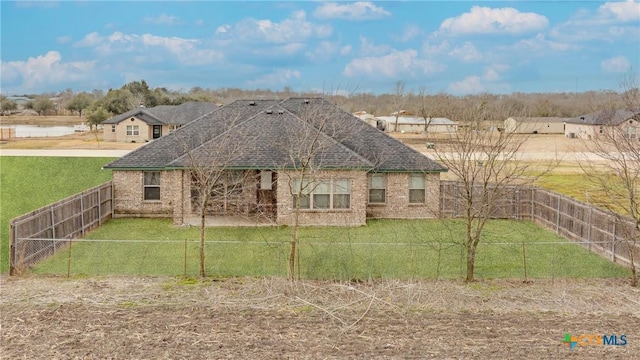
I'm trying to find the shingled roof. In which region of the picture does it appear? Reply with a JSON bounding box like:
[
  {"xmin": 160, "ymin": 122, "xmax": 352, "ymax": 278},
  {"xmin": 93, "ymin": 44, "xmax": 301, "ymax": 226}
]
[
  {"xmin": 565, "ymin": 108, "xmax": 639, "ymax": 125},
  {"xmin": 104, "ymin": 98, "xmax": 447, "ymax": 173},
  {"xmin": 101, "ymin": 101, "xmax": 218, "ymax": 126}
]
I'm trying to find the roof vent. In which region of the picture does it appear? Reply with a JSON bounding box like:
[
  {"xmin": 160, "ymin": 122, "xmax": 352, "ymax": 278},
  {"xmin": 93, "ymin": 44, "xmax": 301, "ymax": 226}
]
[
  {"xmin": 278, "ymin": 110, "xmax": 284, "ymax": 115},
  {"xmin": 580, "ymin": 116, "xmax": 585, "ymax": 121},
  {"xmin": 303, "ymin": 99, "xmax": 310, "ymax": 104},
  {"xmin": 265, "ymin": 110, "xmax": 273, "ymax": 114},
  {"xmin": 249, "ymin": 101, "xmax": 256, "ymax": 106}
]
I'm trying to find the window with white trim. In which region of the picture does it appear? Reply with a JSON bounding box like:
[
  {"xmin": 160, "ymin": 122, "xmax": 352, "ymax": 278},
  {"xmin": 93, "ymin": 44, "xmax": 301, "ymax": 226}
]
[
  {"xmin": 143, "ymin": 171, "xmax": 161, "ymax": 201},
  {"xmin": 409, "ymin": 174, "xmax": 425, "ymax": 203},
  {"xmin": 368, "ymin": 174, "xmax": 386, "ymax": 204},
  {"xmin": 126, "ymin": 125, "xmax": 139, "ymax": 136},
  {"xmin": 292, "ymin": 179, "xmax": 351, "ymax": 210}
]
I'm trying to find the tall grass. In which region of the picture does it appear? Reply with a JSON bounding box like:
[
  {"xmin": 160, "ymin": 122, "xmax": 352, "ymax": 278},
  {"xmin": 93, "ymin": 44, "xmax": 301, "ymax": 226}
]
[
  {"xmin": 33, "ymin": 218, "xmax": 630, "ymax": 280},
  {"xmin": 0, "ymin": 157, "xmax": 115, "ymax": 272}
]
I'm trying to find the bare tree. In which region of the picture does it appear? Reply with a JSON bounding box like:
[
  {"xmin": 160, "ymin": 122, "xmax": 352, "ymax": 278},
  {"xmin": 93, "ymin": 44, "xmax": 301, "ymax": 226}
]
[
  {"xmin": 275, "ymin": 98, "xmax": 368, "ymax": 280},
  {"xmin": 392, "ymin": 80, "xmax": 406, "ymax": 132},
  {"xmin": 434, "ymin": 103, "xmax": 552, "ymax": 282},
  {"xmin": 578, "ymin": 73, "xmax": 640, "ymax": 286},
  {"xmin": 173, "ymin": 108, "xmax": 249, "ymax": 277},
  {"xmin": 416, "ymin": 86, "xmax": 435, "ymax": 136}
]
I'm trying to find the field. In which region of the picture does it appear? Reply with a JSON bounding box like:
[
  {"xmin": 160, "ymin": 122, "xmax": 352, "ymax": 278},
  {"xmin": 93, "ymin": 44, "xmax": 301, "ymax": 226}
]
[
  {"xmin": 2, "ymin": 119, "xmax": 638, "ymax": 358},
  {"xmin": 2, "ymin": 276, "xmax": 639, "ymax": 358}
]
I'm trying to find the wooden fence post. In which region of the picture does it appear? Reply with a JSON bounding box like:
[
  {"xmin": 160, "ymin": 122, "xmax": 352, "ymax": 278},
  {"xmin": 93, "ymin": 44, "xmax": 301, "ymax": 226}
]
[{"xmin": 556, "ymin": 194, "xmax": 561, "ymax": 234}]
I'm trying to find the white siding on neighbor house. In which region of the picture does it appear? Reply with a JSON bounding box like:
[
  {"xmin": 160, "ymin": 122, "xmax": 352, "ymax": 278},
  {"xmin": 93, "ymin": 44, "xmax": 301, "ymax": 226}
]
[
  {"xmin": 565, "ymin": 118, "xmax": 640, "ymax": 140},
  {"xmin": 504, "ymin": 117, "xmax": 566, "ymax": 134},
  {"xmin": 103, "ymin": 116, "xmax": 152, "ymax": 143}
]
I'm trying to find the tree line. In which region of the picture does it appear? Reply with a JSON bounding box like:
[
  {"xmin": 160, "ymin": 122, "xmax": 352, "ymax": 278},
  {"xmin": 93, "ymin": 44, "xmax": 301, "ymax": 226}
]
[{"xmin": 0, "ymin": 79, "xmax": 632, "ymax": 127}]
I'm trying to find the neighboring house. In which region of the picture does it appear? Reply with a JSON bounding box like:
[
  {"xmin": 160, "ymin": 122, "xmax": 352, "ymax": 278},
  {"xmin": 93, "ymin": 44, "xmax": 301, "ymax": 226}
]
[
  {"xmin": 374, "ymin": 116, "xmax": 458, "ymax": 133},
  {"xmin": 102, "ymin": 102, "xmax": 218, "ymax": 142},
  {"xmin": 103, "ymin": 98, "xmax": 447, "ymax": 227},
  {"xmin": 564, "ymin": 108, "xmax": 640, "ymax": 140},
  {"xmin": 504, "ymin": 117, "xmax": 567, "ymax": 134}
]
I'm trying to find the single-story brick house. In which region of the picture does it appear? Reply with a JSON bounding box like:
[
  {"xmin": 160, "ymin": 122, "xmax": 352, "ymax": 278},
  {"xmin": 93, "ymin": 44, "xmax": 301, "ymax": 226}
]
[
  {"xmin": 503, "ymin": 117, "xmax": 567, "ymax": 134},
  {"xmin": 103, "ymin": 98, "xmax": 447, "ymax": 226},
  {"xmin": 565, "ymin": 108, "xmax": 639, "ymax": 140},
  {"xmin": 101, "ymin": 101, "xmax": 218, "ymax": 142}
]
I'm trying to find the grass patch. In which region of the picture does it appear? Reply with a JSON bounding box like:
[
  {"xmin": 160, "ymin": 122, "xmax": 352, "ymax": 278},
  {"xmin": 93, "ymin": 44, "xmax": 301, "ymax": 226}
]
[
  {"xmin": 33, "ymin": 218, "xmax": 630, "ymax": 280},
  {"xmin": 0, "ymin": 157, "xmax": 115, "ymax": 272}
]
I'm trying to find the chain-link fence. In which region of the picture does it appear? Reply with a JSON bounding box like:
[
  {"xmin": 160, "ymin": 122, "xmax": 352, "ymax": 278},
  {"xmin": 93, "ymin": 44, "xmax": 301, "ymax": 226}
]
[{"xmin": 24, "ymin": 237, "xmax": 630, "ymax": 280}]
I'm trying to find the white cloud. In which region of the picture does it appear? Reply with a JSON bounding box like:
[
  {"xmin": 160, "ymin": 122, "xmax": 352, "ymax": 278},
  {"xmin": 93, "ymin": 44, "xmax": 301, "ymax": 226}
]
[
  {"xmin": 343, "ymin": 49, "xmax": 444, "ymax": 78},
  {"xmin": 447, "ymin": 66, "xmax": 509, "ymax": 95},
  {"xmin": 1, "ymin": 51, "xmax": 96, "ymax": 92},
  {"xmin": 313, "ymin": 2, "xmax": 390, "ymax": 21},
  {"xmin": 550, "ymin": 1, "xmax": 640, "ymax": 43},
  {"xmin": 57, "ymin": 35, "xmax": 72, "ymax": 44},
  {"xmin": 448, "ymin": 42, "xmax": 482, "ymax": 62},
  {"xmin": 340, "ymin": 45, "xmax": 352, "ymax": 56},
  {"xmin": 246, "ymin": 68, "xmax": 301, "ymax": 87},
  {"xmin": 144, "ymin": 14, "xmax": 180, "ymax": 25},
  {"xmin": 219, "ymin": 10, "xmax": 332, "ymax": 44},
  {"xmin": 397, "ymin": 25, "xmax": 423, "ymax": 42},
  {"xmin": 449, "ymin": 75, "xmax": 485, "ymax": 94},
  {"xmin": 77, "ymin": 31, "xmax": 222, "ymax": 66},
  {"xmin": 305, "ymin": 41, "xmax": 340, "ymax": 62},
  {"xmin": 358, "ymin": 36, "xmax": 392, "ymax": 56},
  {"xmin": 513, "ymin": 34, "xmax": 574, "ymax": 53},
  {"xmin": 216, "ymin": 25, "xmax": 231, "ymax": 34},
  {"xmin": 439, "ymin": 6, "xmax": 548, "ymax": 35},
  {"xmin": 601, "ymin": 56, "xmax": 631, "ymax": 73},
  {"xmin": 74, "ymin": 32, "xmax": 104, "ymax": 47},
  {"xmin": 598, "ymin": 0, "xmax": 640, "ymax": 22}
]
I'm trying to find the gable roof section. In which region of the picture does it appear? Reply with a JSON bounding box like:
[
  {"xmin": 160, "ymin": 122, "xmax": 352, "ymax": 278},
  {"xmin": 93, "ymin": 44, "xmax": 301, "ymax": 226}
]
[
  {"xmin": 104, "ymin": 98, "xmax": 447, "ymax": 173},
  {"xmin": 565, "ymin": 109, "xmax": 639, "ymax": 125},
  {"xmin": 101, "ymin": 101, "xmax": 218, "ymax": 126}
]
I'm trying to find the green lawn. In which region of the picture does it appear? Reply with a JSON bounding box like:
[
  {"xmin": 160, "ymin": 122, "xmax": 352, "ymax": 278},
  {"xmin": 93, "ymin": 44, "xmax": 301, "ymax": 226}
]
[
  {"xmin": 0, "ymin": 157, "xmax": 115, "ymax": 272},
  {"xmin": 33, "ymin": 218, "xmax": 630, "ymax": 280}
]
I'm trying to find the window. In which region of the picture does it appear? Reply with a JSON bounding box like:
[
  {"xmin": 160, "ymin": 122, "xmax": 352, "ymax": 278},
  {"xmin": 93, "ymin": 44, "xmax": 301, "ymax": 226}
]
[
  {"xmin": 111, "ymin": 125, "xmax": 116, "ymax": 133},
  {"xmin": 333, "ymin": 180, "xmax": 350, "ymax": 209},
  {"xmin": 313, "ymin": 181, "xmax": 331, "ymax": 209},
  {"xmin": 143, "ymin": 171, "xmax": 161, "ymax": 201},
  {"xmin": 599, "ymin": 126, "xmax": 604, "ymax": 134},
  {"xmin": 409, "ymin": 174, "xmax": 425, "ymax": 203},
  {"xmin": 291, "ymin": 179, "xmax": 311, "ymax": 209},
  {"xmin": 126, "ymin": 125, "xmax": 139, "ymax": 136},
  {"xmin": 368, "ymin": 174, "xmax": 386, "ymax": 203},
  {"xmin": 292, "ymin": 179, "xmax": 350, "ymax": 210}
]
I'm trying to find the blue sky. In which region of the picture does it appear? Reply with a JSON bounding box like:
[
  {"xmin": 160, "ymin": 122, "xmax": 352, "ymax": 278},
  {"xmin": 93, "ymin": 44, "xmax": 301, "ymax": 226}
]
[{"xmin": 1, "ymin": 1, "xmax": 639, "ymax": 96}]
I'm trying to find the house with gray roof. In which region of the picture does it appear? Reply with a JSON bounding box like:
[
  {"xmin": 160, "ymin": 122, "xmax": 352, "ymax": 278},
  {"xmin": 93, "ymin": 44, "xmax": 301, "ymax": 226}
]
[
  {"xmin": 104, "ymin": 98, "xmax": 447, "ymax": 226},
  {"xmin": 564, "ymin": 108, "xmax": 639, "ymax": 140},
  {"xmin": 101, "ymin": 101, "xmax": 218, "ymax": 142}
]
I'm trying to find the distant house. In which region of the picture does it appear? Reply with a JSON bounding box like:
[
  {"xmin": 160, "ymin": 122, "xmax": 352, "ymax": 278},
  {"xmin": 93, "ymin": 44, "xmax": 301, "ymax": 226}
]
[
  {"xmin": 504, "ymin": 117, "xmax": 567, "ymax": 134},
  {"xmin": 104, "ymin": 98, "xmax": 447, "ymax": 226},
  {"xmin": 374, "ymin": 116, "xmax": 458, "ymax": 133},
  {"xmin": 564, "ymin": 109, "xmax": 639, "ymax": 140},
  {"xmin": 101, "ymin": 102, "xmax": 218, "ymax": 142}
]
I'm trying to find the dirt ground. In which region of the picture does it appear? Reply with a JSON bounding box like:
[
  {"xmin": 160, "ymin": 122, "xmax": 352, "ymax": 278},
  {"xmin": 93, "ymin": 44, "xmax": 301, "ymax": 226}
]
[{"xmin": 1, "ymin": 276, "xmax": 639, "ymax": 359}]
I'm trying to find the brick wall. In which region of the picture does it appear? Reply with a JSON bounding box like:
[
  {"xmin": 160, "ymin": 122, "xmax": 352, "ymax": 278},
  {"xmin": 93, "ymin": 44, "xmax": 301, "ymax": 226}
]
[
  {"xmin": 366, "ymin": 173, "xmax": 440, "ymax": 219},
  {"xmin": 112, "ymin": 170, "xmax": 181, "ymax": 218},
  {"xmin": 276, "ymin": 170, "xmax": 367, "ymax": 226}
]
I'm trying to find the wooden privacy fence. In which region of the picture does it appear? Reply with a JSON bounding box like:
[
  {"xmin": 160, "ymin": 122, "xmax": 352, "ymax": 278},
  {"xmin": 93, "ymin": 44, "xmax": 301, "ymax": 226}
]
[
  {"xmin": 9, "ymin": 181, "xmax": 113, "ymax": 274},
  {"xmin": 0, "ymin": 127, "xmax": 16, "ymax": 141},
  {"xmin": 8, "ymin": 180, "xmax": 638, "ymax": 274},
  {"xmin": 440, "ymin": 180, "xmax": 640, "ymax": 268}
]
